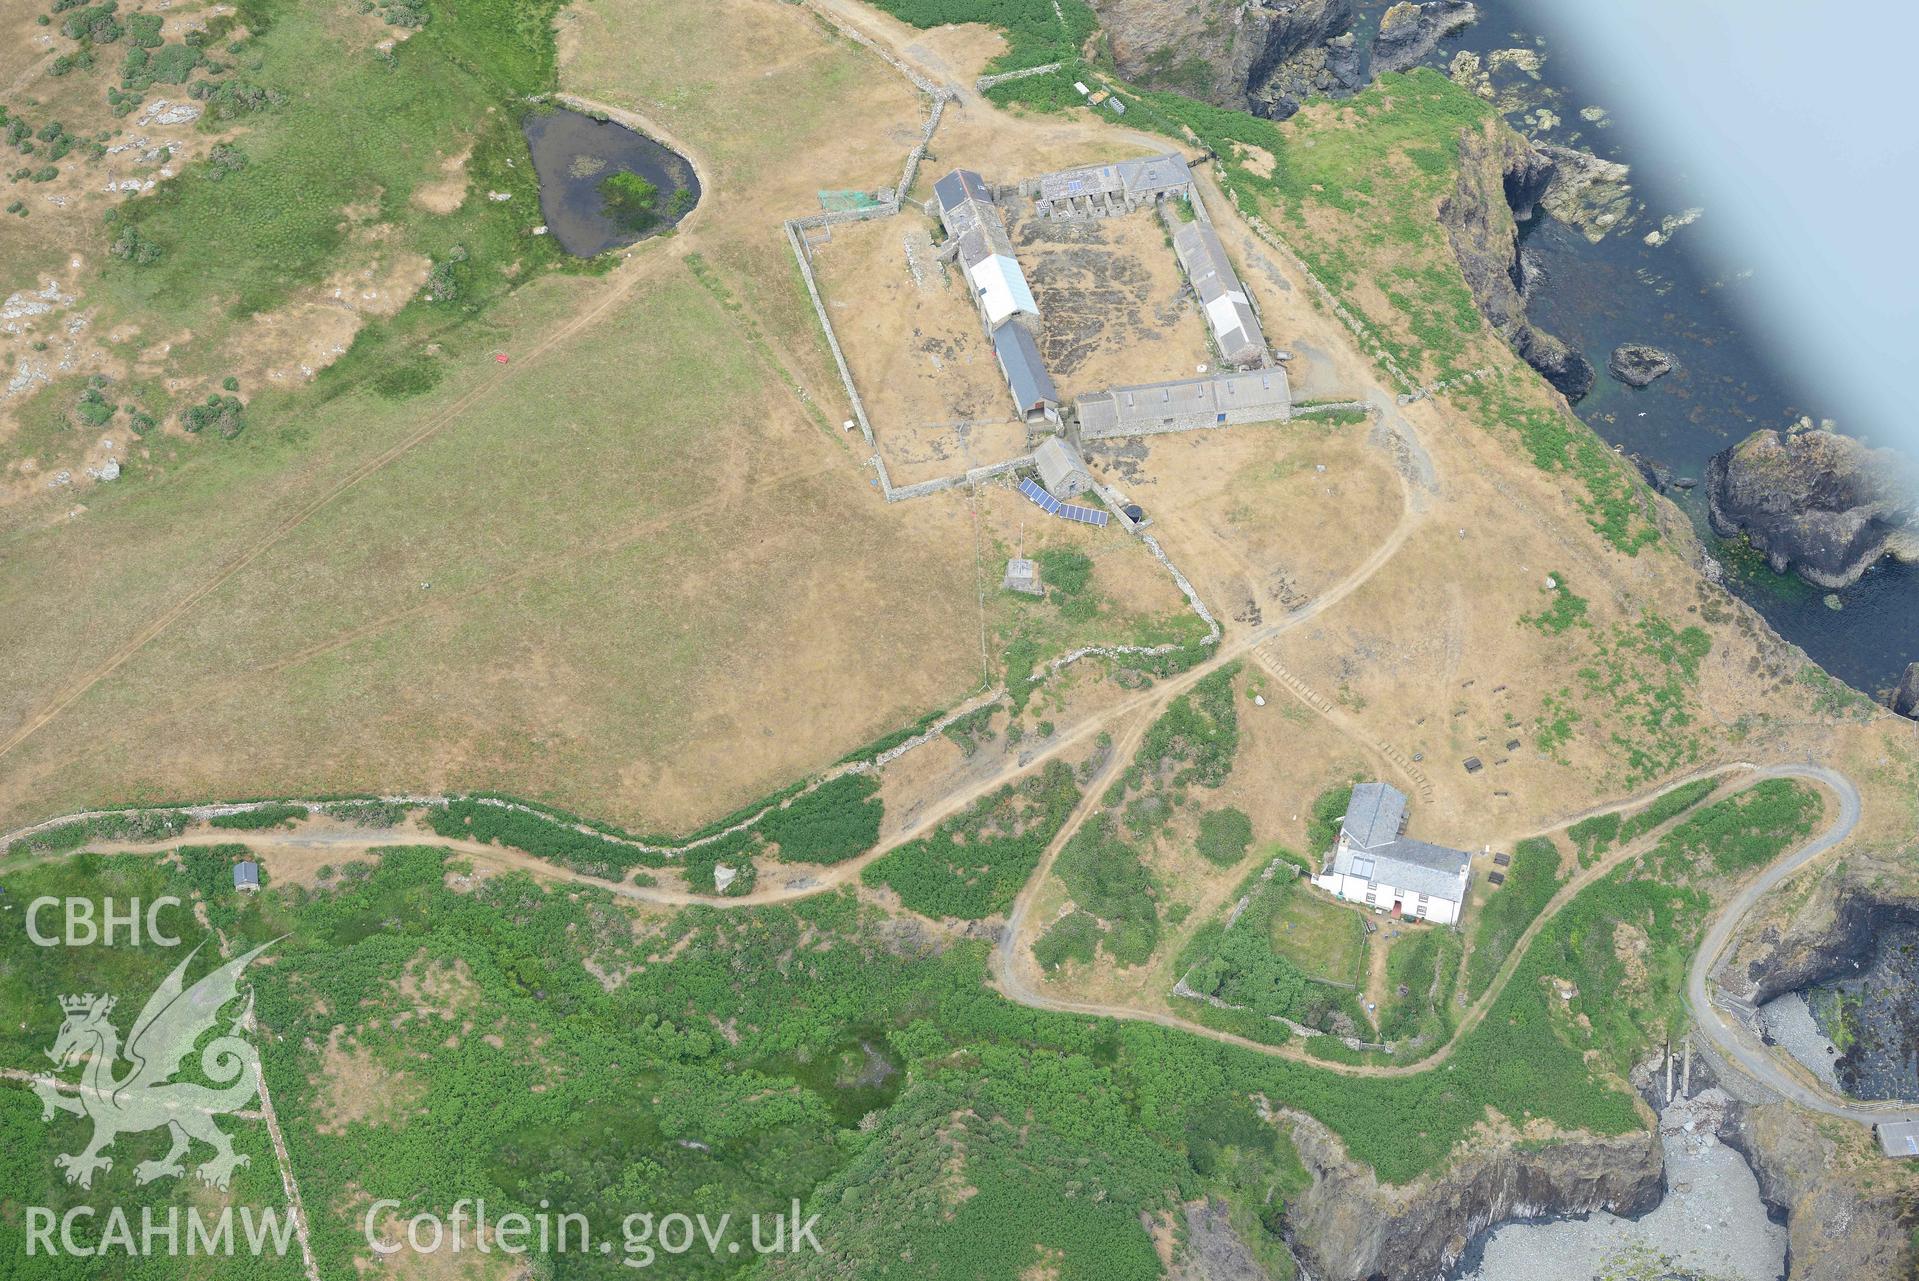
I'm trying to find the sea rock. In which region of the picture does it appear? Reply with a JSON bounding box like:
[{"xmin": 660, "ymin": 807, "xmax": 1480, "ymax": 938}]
[
  {"xmin": 1537, "ymin": 143, "xmax": 1634, "ymax": 243},
  {"xmin": 1706, "ymin": 426, "xmax": 1919, "ymax": 589},
  {"xmin": 1892, "ymin": 662, "xmax": 1919, "ymax": 719},
  {"xmin": 1607, "ymin": 342, "xmax": 1674, "ymax": 388},
  {"xmin": 1438, "ymin": 125, "xmax": 1596, "ymax": 400},
  {"xmin": 1281, "ymin": 1109, "xmax": 1662, "ymax": 1281},
  {"xmin": 1372, "ymin": 0, "xmax": 1477, "ymax": 75}
]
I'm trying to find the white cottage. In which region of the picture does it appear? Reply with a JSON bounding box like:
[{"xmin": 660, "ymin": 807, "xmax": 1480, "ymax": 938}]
[{"xmin": 1310, "ymin": 782, "xmax": 1472, "ymax": 925}]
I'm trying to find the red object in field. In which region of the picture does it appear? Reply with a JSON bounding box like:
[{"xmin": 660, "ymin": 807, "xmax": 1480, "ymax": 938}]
[{"xmin": 494, "ymin": 353, "xmax": 510, "ymax": 364}]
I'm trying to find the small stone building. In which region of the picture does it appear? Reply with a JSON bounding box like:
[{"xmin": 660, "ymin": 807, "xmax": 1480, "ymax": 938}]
[
  {"xmin": 233, "ymin": 860, "xmax": 261, "ymax": 893},
  {"xmin": 993, "ymin": 319, "xmax": 1059, "ymax": 423},
  {"xmin": 1028, "ymin": 153, "xmax": 1194, "ymax": 219},
  {"xmin": 1034, "ymin": 436, "xmax": 1095, "ymax": 501}
]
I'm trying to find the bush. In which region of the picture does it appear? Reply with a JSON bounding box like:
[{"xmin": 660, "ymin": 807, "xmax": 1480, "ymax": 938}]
[
  {"xmin": 109, "ymin": 223, "xmax": 162, "ymax": 264},
  {"xmin": 1195, "ymin": 807, "xmax": 1254, "ymax": 867},
  {"xmin": 8, "ymin": 809, "xmax": 189, "ymax": 857},
  {"xmin": 180, "ymin": 393, "xmax": 245, "ymax": 437},
  {"xmin": 426, "ymin": 799, "xmax": 667, "ymax": 878},
  {"xmin": 1055, "ymin": 817, "xmax": 1159, "ymax": 967},
  {"xmin": 208, "ymin": 803, "xmax": 309, "ymax": 831},
  {"xmin": 599, "ymin": 171, "xmax": 659, "ymax": 231},
  {"xmin": 756, "ymin": 774, "xmax": 883, "ymax": 865},
  {"xmin": 1033, "ymin": 910, "xmax": 1098, "ymax": 971}
]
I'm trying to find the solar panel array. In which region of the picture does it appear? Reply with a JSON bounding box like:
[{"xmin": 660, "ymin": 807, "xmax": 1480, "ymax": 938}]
[{"xmin": 1019, "ymin": 477, "xmax": 1110, "ymax": 527}]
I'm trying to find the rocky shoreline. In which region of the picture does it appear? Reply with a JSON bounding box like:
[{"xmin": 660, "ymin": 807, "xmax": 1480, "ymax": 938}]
[{"xmin": 1278, "ymin": 1109, "xmax": 1661, "ymax": 1280}]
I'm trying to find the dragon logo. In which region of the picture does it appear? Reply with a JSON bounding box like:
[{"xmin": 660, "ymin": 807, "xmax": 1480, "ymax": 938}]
[{"xmin": 31, "ymin": 938, "xmax": 279, "ymax": 1191}]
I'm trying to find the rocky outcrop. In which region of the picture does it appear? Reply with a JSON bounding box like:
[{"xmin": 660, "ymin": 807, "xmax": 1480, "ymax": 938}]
[
  {"xmin": 1607, "ymin": 343, "xmax": 1673, "ymax": 388},
  {"xmin": 1722, "ymin": 1101, "xmax": 1919, "ymax": 1281},
  {"xmin": 1280, "ymin": 1112, "xmax": 1662, "ymax": 1281},
  {"xmin": 1372, "ymin": 0, "xmax": 1477, "ymax": 75},
  {"xmin": 1439, "ymin": 125, "xmax": 1596, "ymax": 400},
  {"xmin": 1706, "ymin": 425, "xmax": 1919, "ymax": 590},
  {"xmin": 1092, "ymin": 0, "xmax": 1475, "ymax": 118},
  {"xmin": 1893, "ymin": 662, "xmax": 1919, "ymax": 719},
  {"xmin": 1537, "ymin": 143, "xmax": 1634, "ymax": 243},
  {"xmin": 1092, "ymin": 0, "xmax": 1358, "ymax": 116}
]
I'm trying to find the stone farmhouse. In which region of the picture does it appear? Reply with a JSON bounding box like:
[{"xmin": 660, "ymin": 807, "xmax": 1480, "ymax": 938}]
[{"xmin": 1310, "ymin": 782, "xmax": 1474, "ymax": 925}]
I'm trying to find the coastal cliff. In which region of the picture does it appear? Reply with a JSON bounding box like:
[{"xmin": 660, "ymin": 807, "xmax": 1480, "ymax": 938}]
[
  {"xmin": 1706, "ymin": 877, "xmax": 1919, "ymax": 1278},
  {"xmin": 1091, "ymin": 0, "xmax": 1475, "ymax": 118},
  {"xmin": 1438, "ymin": 124, "xmax": 1596, "ymax": 399},
  {"xmin": 1706, "ymin": 425, "xmax": 1919, "ymax": 590},
  {"xmin": 1280, "ymin": 1112, "xmax": 1661, "ymax": 1280}
]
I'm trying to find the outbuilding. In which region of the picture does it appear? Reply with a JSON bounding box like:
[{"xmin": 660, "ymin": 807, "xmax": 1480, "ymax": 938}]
[
  {"xmin": 1174, "ymin": 221, "xmax": 1266, "ymax": 366},
  {"xmin": 992, "ymin": 319, "xmax": 1059, "ymax": 423},
  {"xmin": 233, "ymin": 861, "xmax": 261, "ymax": 893},
  {"xmin": 1034, "ymin": 436, "xmax": 1095, "ymax": 501}
]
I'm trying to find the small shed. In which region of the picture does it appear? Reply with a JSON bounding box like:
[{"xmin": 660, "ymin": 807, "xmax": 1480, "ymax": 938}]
[
  {"xmin": 1877, "ymin": 1120, "xmax": 1919, "ymax": 1158},
  {"xmin": 1034, "ymin": 436, "xmax": 1095, "ymax": 501},
  {"xmin": 233, "ymin": 861, "xmax": 261, "ymax": 893},
  {"xmin": 1492, "ymin": 852, "xmax": 1511, "ymax": 867},
  {"xmin": 1002, "ymin": 557, "xmax": 1043, "ymax": 596}
]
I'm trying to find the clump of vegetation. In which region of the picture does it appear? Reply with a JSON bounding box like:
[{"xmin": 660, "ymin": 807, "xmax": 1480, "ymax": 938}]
[
  {"xmin": 599, "ymin": 170, "xmax": 660, "ymax": 231},
  {"xmin": 75, "ymin": 378, "xmax": 117, "ymax": 426},
  {"xmin": 1645, "ymin": 779, "xmax": 1819, "ymax": 880},
  {"xmin": 108, "ymin": 220, "xmax": 162, "ymax": 264},
  {"xmin": 179, "ymin": 392, "xmax": 246, "ymax": 437},
  {"xmin": 1034, "ymin": 547, "xmax": 1094, "ymax": 619},
  {"xmin": 942, "ymin": 703, "xmax": 999, "ymax": 757},
  {"xmin": 422, "ymin": 245, "xmax": 468, "ymax": 302},
  {"xmin": 756, "ymin": 774, "xmax": 883, "ymax": 865},
  {"xmin": 7, "ymin": 807, "xmax": 189, "ymax": 856},
  {"xmin": 1463, "ymin": 836, "xmax": 1560, "ymax": 999},
  {"xmin": 1305, "ymin": 782, "xmax": 1354, "ymax": 859},
  {"xmin": 208, "ymin": 803, "xmax": 310, "ymax": 831},
  {"xmin": 1033, "ymin": 909, "xmax": 1099, "ymax": 971},
  {"xmin": 1109, "ymin": 664, "xmax": 1241, "ymax": 837},
  {"xmin": 1054, "ymin": 817, "xmax": 1159, "ymax": 966},
  {"xmin": 318, "ymin": 800, "xmax": 414, "ymax": 827},
  {"xmin": 426, "ymin": 799, "xmax": 668, "ymax": 878},
  {"xmin": 1523, "ymin": 575, "xmax": 1589, "ymax": 634},
  {"xmin": 862, "ymin": 759, "xmax": 1079, "ymax": 918},
  {"xmin": 1195, "ymin": 806, "xmax": 1254, "ymax": 867},
  {"xmin": 206, "ymin": 143, "xmax": 248, "ymax": 180}
]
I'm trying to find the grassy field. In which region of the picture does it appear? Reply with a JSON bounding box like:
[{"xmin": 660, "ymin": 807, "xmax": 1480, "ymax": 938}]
[
  {"xmin": 1267, "ymin": 879, "xmax": 1364, "ymax": 987},
  {"xmin": 0, "ymin": 0, "xmax": 999, "ymax": 836}
]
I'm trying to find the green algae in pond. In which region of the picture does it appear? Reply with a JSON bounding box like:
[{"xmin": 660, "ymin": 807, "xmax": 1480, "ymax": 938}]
[{"xmin": 522, "ymin": 107, "xmax": 699, "ymax": 257}]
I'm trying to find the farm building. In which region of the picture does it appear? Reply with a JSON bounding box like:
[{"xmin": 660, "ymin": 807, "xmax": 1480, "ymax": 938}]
[
  {"xmin": 934, "ymin": 168, "xmax": 1039, "ymax": 329},
  {"xmin": 1310, "ymin": 782, "xmax": 1474, "ymax": 925},
  {"xmin": 1034, "ymin": 436, "xmax": 1095, "ymax": 501},
  {"xmin": 1075, "ymin": 368, "xmax": 1291, "ymax": 438},
  {"xmin": 992, "ymin": 319, "xmax": 1060, "ymax": 423},
  {"xmin": 1027, "ymin": 153, "xmax": 1194, "ymax": 219},
  {"xmin": 233, "ymin": 861, "xmax": 261, "ymax": 893},
  {"xmin": 1173, "ymin": 221, "xmax": 1266, "ymax": 366}
]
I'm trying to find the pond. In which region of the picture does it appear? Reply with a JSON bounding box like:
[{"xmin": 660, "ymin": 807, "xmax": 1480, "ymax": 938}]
[{"xmin": 521, "ymin": 107, "xmax": 700, "ymax": 258}]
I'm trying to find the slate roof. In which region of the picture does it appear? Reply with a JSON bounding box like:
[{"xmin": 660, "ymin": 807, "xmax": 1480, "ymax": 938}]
[
  {"xmin": 1174, "ymin": 221, "xmax": 1265, "ymax": 364},
  {"xmin": 233, "ymin": 860, "xmax": 261, "ymax": 889},
  {"xmin": 1115, "ymin": 153, "xmax": 1193, "ymax": 197},
  {"xmin": 993, "ymin": 320, "xmax": 1057, "ymax": 412},
  {"xmin": 1327, "ymin": 782, "xmax": 1472, "ymax": 903},
  {"xmin": 1342, "ymin": 782, "xmax": 1408, "ymax": 851},
  {"xmin": 1034, "ymin": 436, "xmax": 1093, "ymax": 497}
]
